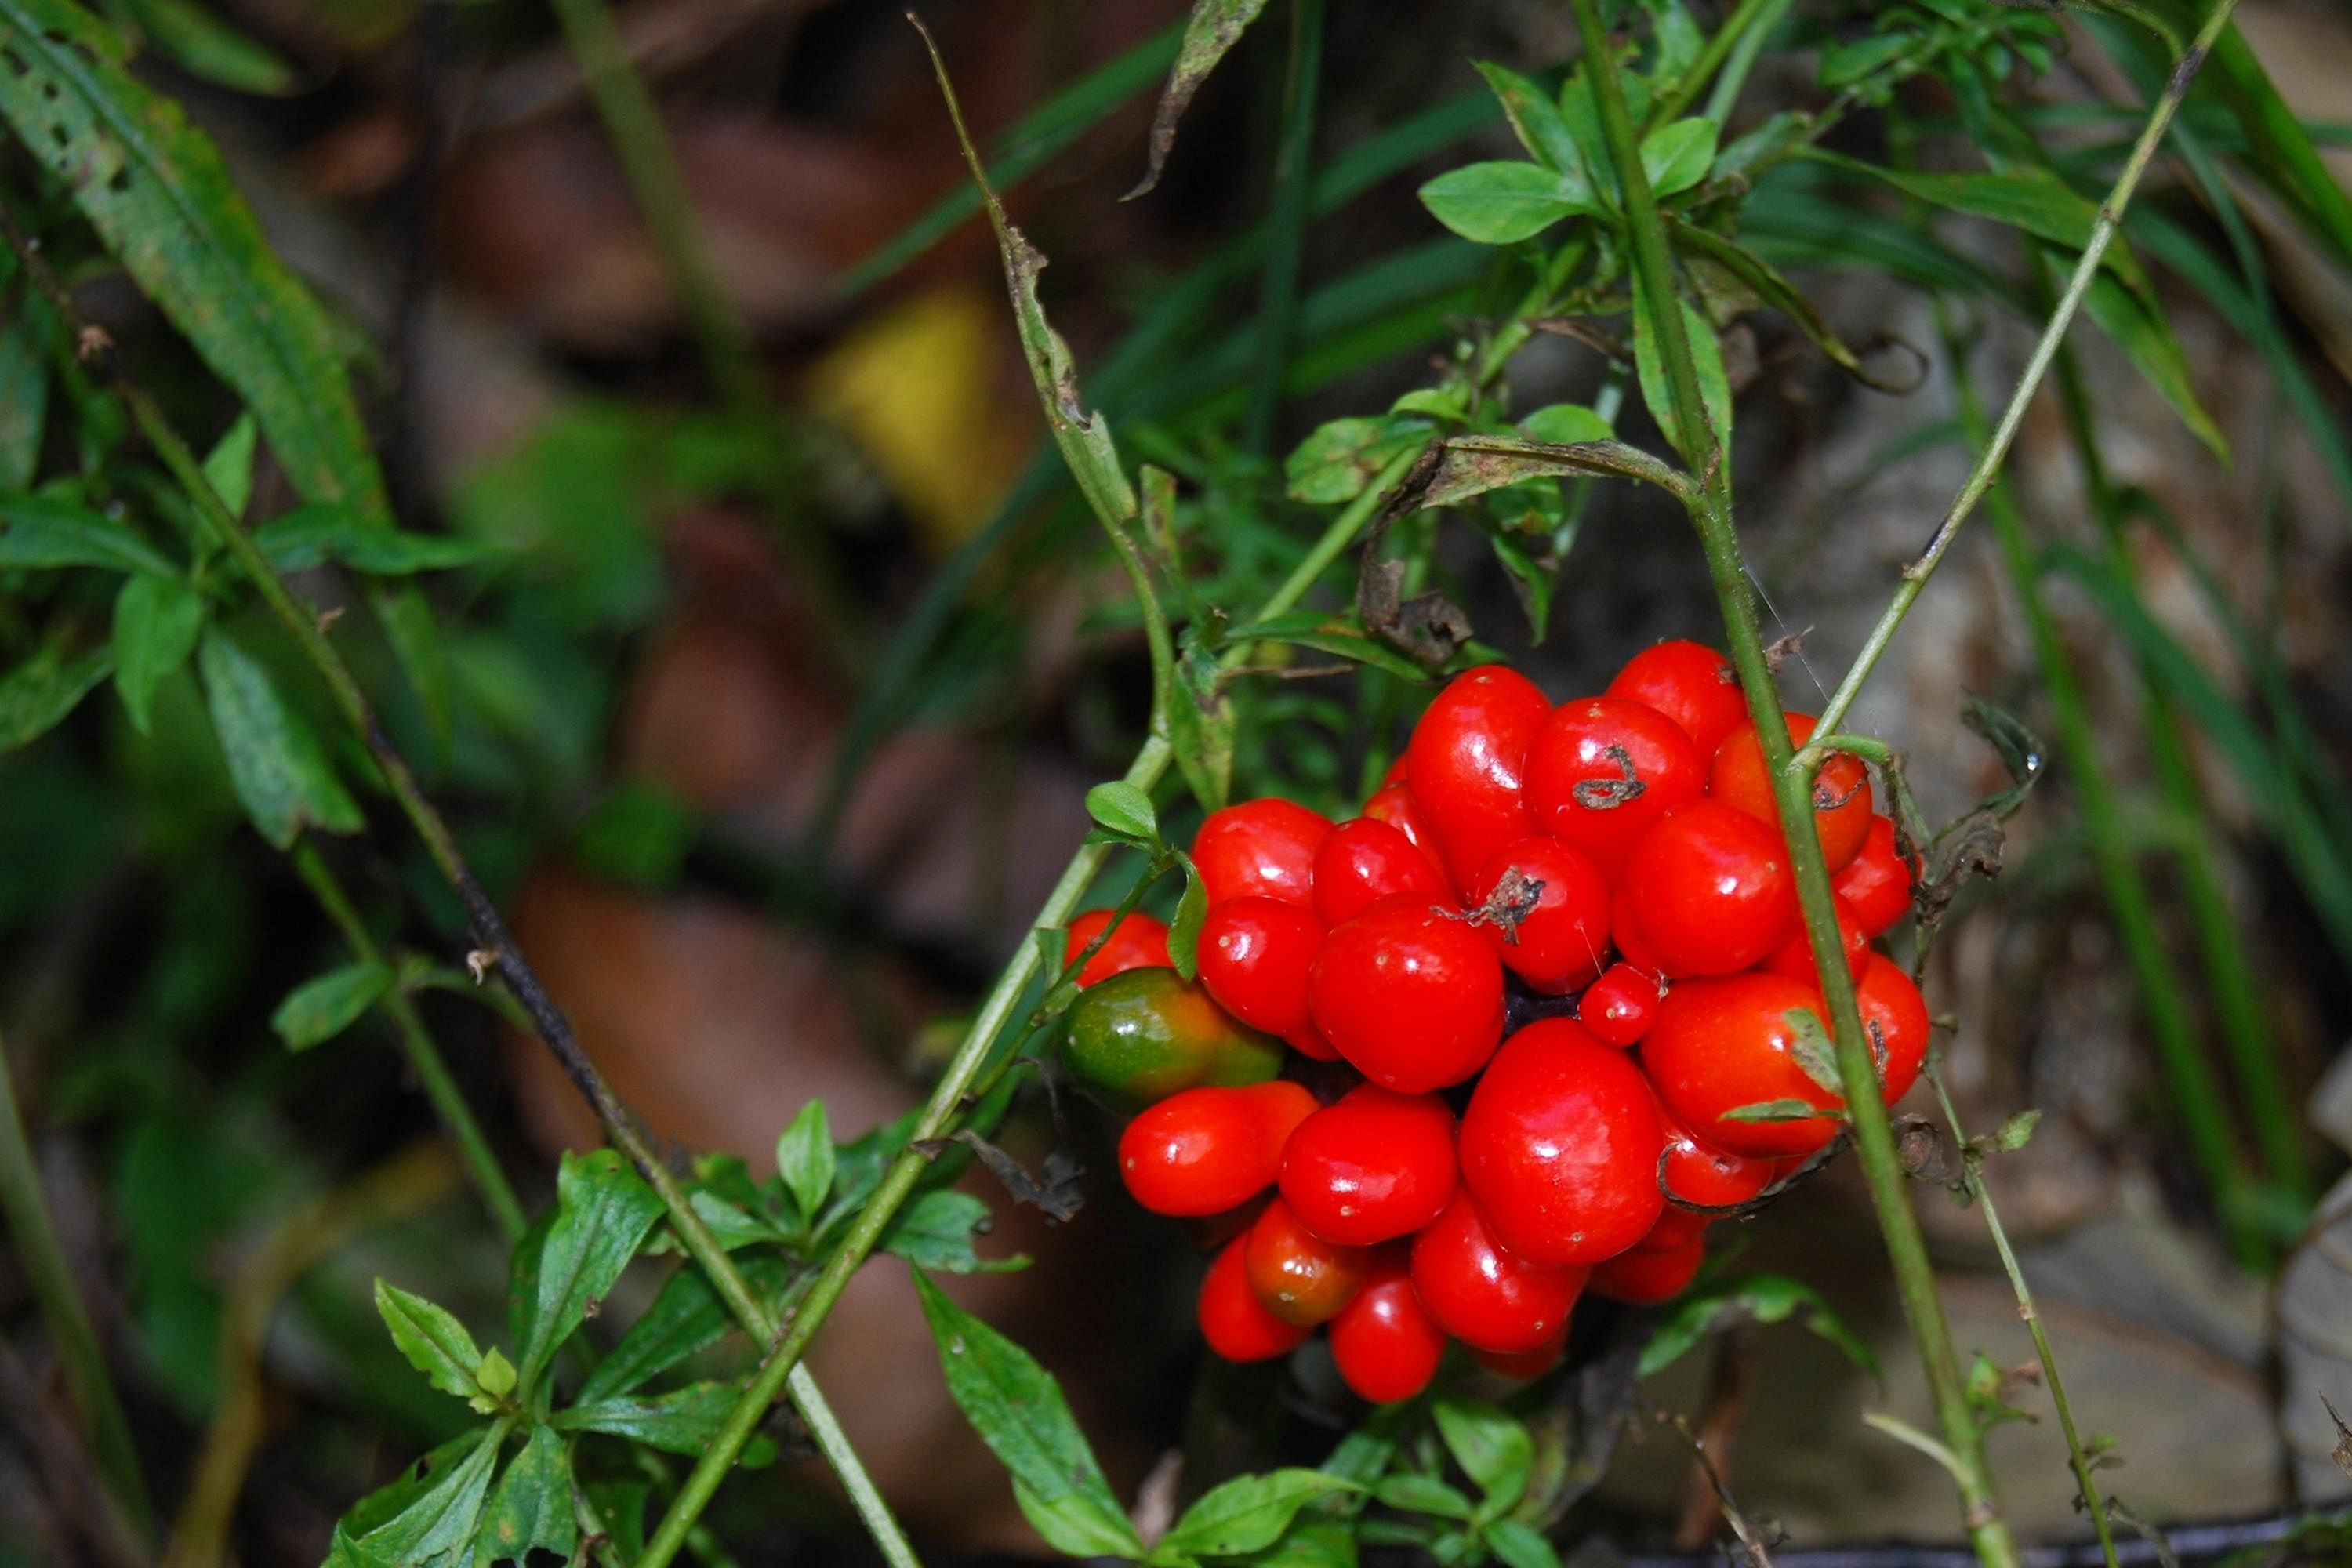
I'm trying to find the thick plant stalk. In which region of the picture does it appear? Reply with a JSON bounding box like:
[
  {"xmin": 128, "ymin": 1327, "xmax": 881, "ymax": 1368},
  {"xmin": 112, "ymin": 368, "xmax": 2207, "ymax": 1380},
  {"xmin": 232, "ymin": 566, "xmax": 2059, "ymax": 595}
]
[
  {"xmin": 1563, "ymin": 0, "xmax": 2020, "ymax": 1557},
  {"xmin": 0, "ymin": 1025, "xmax": 153, "ymax": 1534},
  {"xmin": 1812, "ymin": 0, "xmax": 2243, "ymax": 740}
]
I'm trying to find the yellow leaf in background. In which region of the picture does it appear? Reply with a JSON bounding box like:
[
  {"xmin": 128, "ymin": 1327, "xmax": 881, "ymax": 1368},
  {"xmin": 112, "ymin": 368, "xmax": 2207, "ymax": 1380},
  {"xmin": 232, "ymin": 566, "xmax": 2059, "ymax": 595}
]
[{"xmin": 803, "ymin": 286, "xmax": 1025, "ymax": 554}]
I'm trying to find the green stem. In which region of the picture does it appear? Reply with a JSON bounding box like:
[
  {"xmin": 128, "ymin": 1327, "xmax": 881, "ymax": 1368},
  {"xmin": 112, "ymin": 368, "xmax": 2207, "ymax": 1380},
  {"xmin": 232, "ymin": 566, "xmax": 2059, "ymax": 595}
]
[
  {"xmin": 292, "ymin": 841, "xmax": 529, "ymax": 1243},
  {"xmin": 1926, "ymin": 1069, "xmax": 2122, "ymax": 1568},
  {"xmin": 1565, "ymin": 0, "xmax": 2017, "ymax": 1557},
  {"xmin": 1812, "ymin": 0, "xmax": 2241, "ymax": 739},
  {"xmin": 1700, "ymin": 0, "xmax": 1797, "ymax": 125},
  {"xmin": 0, "ymin": 1025, "xmax": 153, "ymax": 1534},
  {"xmin": 634, "ymin": 456, "xmax": 1417, "ymax": 1568},
  {"xmin": 1243, "ymin": 0, "xmax": 1324, "ymax": 454}
]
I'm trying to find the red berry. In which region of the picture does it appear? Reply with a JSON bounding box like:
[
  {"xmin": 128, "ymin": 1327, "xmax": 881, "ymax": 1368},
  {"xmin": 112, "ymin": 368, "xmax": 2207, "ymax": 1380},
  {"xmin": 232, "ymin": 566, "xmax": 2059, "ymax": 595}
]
[
  {"xmin": 1617, "ymin": 801, "xmax": 1798, "ymax": 977},
  {"xmin": 1329, "ymin": 1260, "xmax": 1446, "ymax": 1403},
  {"xmin": 1314, "ymin": 817, "xmax": 1450, "ymax": 927},
  {"xmin": 1410, "ymin": 1189, "xmax": 1586, "ymax": 1354},
  {"xmin": 1199, "ymin": 897, "xmax": 1328, "ymax": 1055},
  {"xmin": 1591, "ymin": 1234, "xmax": 1706, "ymax": 1304},
  {"xmin": 1761, "ymin": 893, "xmax": 1871, "ymax": 988},
  {"xmin": 1610, "ymin": 884, "xmax": 1669, "ymax": 976},
  {"xmin": 1469, "ymin": 1332, "xmax": 1565, "ymax": 1381},
  {"xmin": 1243, "ymin": 1196, "xmax": 1371, "ymax": 1326},
  {"xmin": 1308, "ymin": 896, "xmax": 1504, "ymax": 1093},
  {"xmin": 1606, "ymin": 640, "xmax": 1748, "ymax": 755},
  {"xmin": 1659, "ymin": 1113, "xmax": 1774, "ymax": 1210},
  {"xmin": 1193, "ymin": 799, "xmax": 1333, "ymax": 909},
  {"xmin": 1199, "ymin": 1236, "xmax": 1312, "ymax": 1362},
  {"xmin": 1064, "ymin": 909, "xmax": 1173, "ymax": 988},
  {"xmin": 1279, "ymin": 1084, "xmax": 1457, "ymax": 1244},
  {"xmin": 1633, "ymin": 1207, "xmax": 1710, "ymax": 1254},
  {"xmin": 1857, "ymin": 953, "xmax": 1930, "ymax": 1105},
  {"xmin": 1578, "ymin": 963, "xmax": 1662, "ymax": 1047},
  {"xmin": 1361, "ymin": 781, "xmax": 1446, "ymax": 869},
  {"xmin": 1466, "ymin": 837, "xmax": 1610, "ymax": 993},
  {"xmin": 1403, "ymin": 666, "xmax": 1552, "ymax": 895},
  {"xmin": 1834, "ymin": 816, "xmax": 1913, "ymax": 938},
  {"xmin": 1458, "ymin": 1019, "xmax": 1666, "ymax": 1265},
  {"xmin": 1640, "ymin": 972, "xmax": 1842, "ymax": 1159},
  {"xmin": 1709, "ymin": 713, "xmax": 1875, "ymax": 874},
  {"xmin": 1524, "ymin": 696, "xmax": 1707, "ymax": 877},
  {"xmin": 1120, "ymin": 1082, "xmax": 1319, "ymax": 1216}
]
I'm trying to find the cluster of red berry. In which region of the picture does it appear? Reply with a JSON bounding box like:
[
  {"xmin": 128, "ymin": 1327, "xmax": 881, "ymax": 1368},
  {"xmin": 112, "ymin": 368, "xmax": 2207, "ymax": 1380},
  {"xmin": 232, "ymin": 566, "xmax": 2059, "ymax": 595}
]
[{"xmin": 1062, "ymin": 641, "xmax": 1922, "ymax": 1404}]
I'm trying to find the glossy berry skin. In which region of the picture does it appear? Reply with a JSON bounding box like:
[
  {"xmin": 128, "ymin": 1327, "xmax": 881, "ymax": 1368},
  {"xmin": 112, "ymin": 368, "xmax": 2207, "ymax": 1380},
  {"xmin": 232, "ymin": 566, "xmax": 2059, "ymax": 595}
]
[
  {"xmin": 1578, "ymin": 963, "xmax": 1662, "ymax": 1047},
  {"xmin": 1064, "ymin": 909, "xmax": 1173, "ymax": 988},
  {"xmin": 1120, "ymin": 1081, "xmax": 1319, "ymax": 1217},
  {"xmin": 1470, "ymin": 1332, "xmax": 1566, "ymax": 1381},
  {"xmin": 1641, "ymin": 972, "xmax": 1841, "ymax": 1158},
  {"xmin": 1193, "ymin": 798, "xmax": 1333, "ymax": 909},
  {"xmin": 1199, "ymin": 897, "xmax": 1329, "ymax": 1055},
  {"xmin": 1328, "ymin": 1261, "xmax": 1446, "ymax": 1403},
  {"xmin": 1062, "ymin": 968, "xmax": 1283, "ymax": 1116},
  {"xmin": 1610, "ymin": 884, "xmax": 1669, "ymax": 975},
  {"xmin": 1410, "ymin": 1189, "xmax": 1587, "ymax": 1354},
  {"xmin": 1361, "ymin": 782, "xmax": 1446, "ymax": 869},
  {"xmin": 1658, "ymin": 1113, "xmax": 1774, "ymax": 1210},
  {"xmin": 1710, "ymin": 713, "xmax": 1875, "ymax": 873},
  {"xmin": 1606, "ymin": 640, "xmax": 1748, "ymax": 755},
  {"xmin": 1761, "ymin": 893, "xmax": 1871, "ymax": 988},
  {"xmin": 1314, "ymin": 817, "xmax": 1450, "ymax": 927},
  {"xmin": 1459, "ymin": 1020, "xmax": 1667, "ymax": 1265},
  {"xmin": 1634, "ymin": 1207, "xmax": 1710, "ymax": 1254},
  {"xmin": 1244, "ymin": 1197, "xmax": 1370, "ymax": 1326},
  {"xmin": 1279, "ymin": 1085, "xmax": 1457, "ymax": 1245},
  {"xmin": 1199, "ymin": 1237, "xmax": 1312, "ymax": 1362},
  {"xmin": 1467, "ymin": 837, "xmax": 1610, "ymax": 993},
  {"xmin": 1309, "ymin": 896, "xmax": 1504, "ymax": 1094},
  {"xmin": 1403, "ymin": 666, "xmax": 1553, "ymax": 895},
  {"xmin": 1524, "ymin": 696, "xmax": 1708, "ymax": 877},
  {"xmin": 1857, "ymin": 953, "xmax": 1931, "ymax": 1105},
  {"xmin": 1834, "ymin": 816, "xmax": 1913, "ymax": 938},
  {"xmin": 1616, "ymin": 801, "xmax": 1798, "ymax": 977},
  {"xmin": 1591, "ymin": 1234, "xmax": 1706, "ymax": 1305}
]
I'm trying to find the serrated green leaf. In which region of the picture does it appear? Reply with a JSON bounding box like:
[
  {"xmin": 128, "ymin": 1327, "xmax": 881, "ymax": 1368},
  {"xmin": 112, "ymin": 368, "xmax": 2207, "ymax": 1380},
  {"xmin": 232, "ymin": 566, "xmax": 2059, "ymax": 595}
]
[
  {"xmin": 196, "ymin": 626, "xmax": 361, "ymax": 848},
  {"xmin": 912, "ymin": 1269, "xmax": 1142, "ymax": 1559},
  {"xmin": 0, "ymin": 494, "xmax": 176, "ymax": 575},
  {"xmin": 111, "ymin": 572, "xmax": 206, "ymax": 735},
  {"xmin": 374, "ymin": 1279, "xmax": 488, "ymax": 1404},
  {"xmin": 349, "ymin": 1421, "xmax": 504, "ymax": 1568},
  {"xmin": 0, "ymin": 0, "xmax": 387, "ymax": 521},
  {"xmin": 1167, "ymin": 859, "xmax": 1208, "ymax": 982},
  {"xmin": 0, "ymin": 644, "xmax": 113, "ymax": 752},
  {"xmin": 470, "ymin": 1422, "xmax": 572, "ymax": 1568},
  {"xmin": 1432, "ymin": 1400, "xmax": 1533, "ymax": 1512},
  {"xmin": 1283, "ymin": 416, "xmax": 1432, "ymax": 504},
  {"xmin": 1086, "ymin": 780, "xmax": 1160, "ymax": 843},
  {"xmin": 1128, "ymin": 0, "xmax": 1274, "ymax": 198},
  {"xmin": 775, "ymin": 1101, "xmax": 834, "ymax": 1229},
  {"xmin": 1159, "ymin": 1470, "xmax": 1359, "ymax": 1559},
  {"xmin": 552, "ymin": 1381, "xmax": 741, "ymax": 1456},
  {"xmin": 577, "ymin": 1254, "xmax": 792, "ymax": 1406},
  {"xmin": 882, "ymin": 1189, "xmax": 1025, "ymax": 1273},
  {"xmin": 1640, "ymin": 117, "xmax": 1719, "ymax": 198},
  {"xmin": 1419, "ymin": 161, "xmax": 1591, "ymax": 245},
  {"xmin": 273, "ymin": 960, "xmax": 394, "ymax": 1051},
  {"xmin": 1474, "ymin": 62, "xmax": 1581, "ymax": 175},
  {"xmin": 338, "ymin": 1432, "xmax": 485, "ymax": 1543},
  {"xmin": 516, "ymin": 1149, "xmax": 664, "ymax": 1387}
]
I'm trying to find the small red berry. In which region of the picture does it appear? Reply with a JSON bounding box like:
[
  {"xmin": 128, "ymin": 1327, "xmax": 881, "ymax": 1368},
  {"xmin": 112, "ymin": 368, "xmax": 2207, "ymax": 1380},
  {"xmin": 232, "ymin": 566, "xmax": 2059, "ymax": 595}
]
[
  {"xmin": 1328, "ymin": 1259, "xmax": 1446, "ymax": 1403},
  {"xmin": 1308, "ymin": 895, "xmax": 1504, "ymax": 1094},
  {"xmin": 1243, "ymin": 1196, "xmax": 1371, "ymax": 1326},
  {"xmin": 1606, "ymin": 640, "xmax": 1748, "ymax": 755},
  {"xmin": 1064, "ymin": 909, "xmax": 1173, "ymax": 988},
  {"xmin": 1590, "ymin": 1234, "xmax": 1707, "ymax": 1304},
  {"xmin": 1361, "ymin": 781, "xmax": 1447, "ymax": 870},
  {"xmin": 1198, "ymin": 897, "xmax": 1328, "ymax": 1055},
  {"xmin": 1279, "ymin": 1084, "xmax": 1457, "ymax": 1245},
  {"xmin": 1709, "ymin": 713, "xmax": 1875, "ymax": 874},
  {"xmin": 1524, "ymin": 696, "xmax": 1707, "ymax": 877},
  {"xmin": 1466, "ymin": 837, "xmax": 1610, "ymax": 993},
  {"xmin": 1193, "ymin": 799, "xmax": 1333, "ymax": 909},
  {"xmin": 1658, "ymin": 1113, "xmax": 1774, "ymax": 1210},
  {"xmin": 1633, "ymin": 1207, "xmax": 1711, "ymax": 1254},
  {"xmin": 1617, "ymin": 801, "xmax": 1798, "ymax": 977},
  {"xmin": 1199, "ymin": 1236, "xmax": 1312, "ymax": 1362},
  {"xmin": 1640, "ymin": 972, "xmax": 1842, "ymax": 1159},
  {"xmin": 1857, "ymin": 953, "xmax": 1931, "ymax": 1105},
  {"xmin": 1761, "ymin": 892, "xmax": 1871, "ymax": 988},
  {"xmin": 1833, "ymin": 815, "xmax": 1913, "ymax": 938},
  {"xmin": 1578, "ymin": 963, "xmax": 1662, "ymax": 1047},
  {"xmin": 1314, "ymin": 817, "xmax": 1450, "ymax": 927},
  {"xmin": 1469, "ymin": 1331, "xmax": 1565, "ymax": 1381},
  {"xmin": 1410, "ymin": 1189, "xmax": 1586, "ymax": 1354},
  {"xmin": 1120, "ymin": 1081, "xmax": 1319, "ymax": 1216},
  {"xmin": 1403, "ymin": 666, "xmax": 1552, "ymax": 895}
]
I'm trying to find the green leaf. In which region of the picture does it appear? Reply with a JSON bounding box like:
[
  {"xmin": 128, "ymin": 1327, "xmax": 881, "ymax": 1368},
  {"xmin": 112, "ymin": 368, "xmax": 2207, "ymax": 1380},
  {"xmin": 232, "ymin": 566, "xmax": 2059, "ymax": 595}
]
[
  {"xmin": 1158, "ymin": 1470, "xmax": 1359, "ymax": 1560},
  {"xmin": 1722, "ymin": 1097, "xmax": 1827, "ymax": 1123},
  {"xmin": 1128, "ymin": 0, "xmax": 1273, "ymax": 198},
  {"xmin": 1085, "ymin": 780, "xmax": 1160, "ymax": 843},
  {"xmin": 1374, "ymin": 1474, "xmax": 1474, "ymax": 1521},
  {"xmin": 1397, "ymin": 434, "xmax": 1693, "ymax": 510},
  {"xmin": 2073, "ymin": 257, "xmax": 2227, "ymax": 457},
  {"xmin": 1639, "ymin": 117, "xmax": 1719, "ymax": 198},
  {"xmin": 918, "ymin": 25, "xmax": 1138, "ymax": 529},
  {"xmin": 1818, "ymin": 32, "xmax": 1917, "ymax": 89},
  {"xmin": 1483, "ymin": 1520, "xmax": 1563, "ymax": 1568},
  {"xmin": 1668, "ymin": 221, "xmax": 1895, "ymax": 387},
  {"xmin": 373, "ymin": 1279, "xmax": 488, "ymax": 1404},
  {"xmin": 911, "ymin": 1269, "xmax": 1142, "ymax": 1559},
  {"xmin": 117, "ymin": 0, "xmax": 297, "ymax": 96},
  {"xmin": 0, "ymin": 0, "xmax": 387, "ymax": 521},
  {"xmin": 202, "ymin": 412, "xmax": 259, "ymax": 520},
  {"xmin": 1631, "ymin": 270, "xmax": 1733, "ymax": 461},
  {"xmin": 1958, "ymin": 689, "xmax": 2047, "ymax": 819},
  {"xmin": 1418, "ymin": 162, "xmax": 1590, "ymax": 245},
  {"xmin": 348, "ymin": 1421, "xmax": 504, "ymax": 1568},
  {"xmin": 1640, "ymin": 1273, "xmax": 1879, "ymax": 1379},
  {"xmin": 470, "ymin": 1423, "xmax": 572, "ymax": 1568},
  {"xmin": 774, "ymin": 1101, "xmax": 835, "ymax": 1229},
  {"xmin": 1517, "ymin": 404, "xmax": 1613, "ymax": 445},
  {"xmin": 1283, "ymin": 416, "xmax": 1432, "ymax": 504},
  {"xmin": 196, "ymin": 626, "xmax": 362, "ymax": 848},
  {"xmin": 1782, "ymin": 1007, "xmax": 1842, "ymax": 1096},
  {"xmin": 339, "ymin": 1433, "xmax": 486, "ymax": 1541},
  {"xmin": 1991, "ymin": 1109, "xmax": 2042, "ymax": 1152},
  {"xmin": 0, "ymin": 645, "xmax": 113, "ymax": 752},
  {"xmin": 111, "ymin": 572, "xmax": 206, "ymax": 735},
  {"xmin": 0, "ymin": 292, "xmax": 50, "ymax": 492},
  {"xmin": 1473, "ymin": 62, "xmax": 1581, "ymax": 175},
  {"xmin": 1167, "ymin": 859, "xmax": 1208, "ymax": 982},
  {"xmin": 273, "ymin": 961, "xmax": 394, "ymax": 1052},
  {"xmin": 552, "ymin": 1381, "xmax": 742, "ymax": 1456},
  {"xmin": 516, "ymin": 1149, "xmax": 664, "ymax": 1387},
  {"xmin": 474, "ymin": 1348, "xmax": 515, "ymax": 1399},
  {"xmin": 680, "ymin": 1190, "xmax": 785, "ymax": 1252},
  {"xmin": 1431, "ymin": 1399, "xmax": 1533, "ymax": 1512},
  {"xmin": 0, "ymin": 494, "xmax": 176, "ymax": 575},
  {"xmin": 882, "ymin": 1189, "xmax": 1025, "ymax": 1273},
  {"xmin": 1250, "ymin": 1515, "xmax": 1359, "ymax": 1568},
  {"xmin": 577, "ymin": 1254, "xmax": 792, "ymax": 1406},
  {"xmin": 252, "ymin": 505, "xmax": 496, "ymax": 575}
]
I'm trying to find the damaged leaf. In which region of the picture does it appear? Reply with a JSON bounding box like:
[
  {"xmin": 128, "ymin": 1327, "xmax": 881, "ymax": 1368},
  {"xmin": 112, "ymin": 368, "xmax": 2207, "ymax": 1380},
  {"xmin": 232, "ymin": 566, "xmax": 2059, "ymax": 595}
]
[{"xmin": 1126, "ymin": 0, "xmax": 1273, "ymax": 200}]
